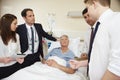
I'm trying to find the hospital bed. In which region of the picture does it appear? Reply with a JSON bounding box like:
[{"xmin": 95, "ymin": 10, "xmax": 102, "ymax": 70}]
[{"xmin": 2, "ymin": 37, "xmax": 87, "ymax": 80}]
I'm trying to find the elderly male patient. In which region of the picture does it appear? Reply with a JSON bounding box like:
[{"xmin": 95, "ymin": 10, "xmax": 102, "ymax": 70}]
[{"xmin": 42, "ymin": 35, "xmax": 75, "ymax": 74}]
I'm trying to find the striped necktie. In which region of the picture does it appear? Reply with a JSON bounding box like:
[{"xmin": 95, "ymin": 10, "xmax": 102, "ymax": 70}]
[{"xmin": 31, "ymin": 27, "xmax": 34, "ymax": 53}]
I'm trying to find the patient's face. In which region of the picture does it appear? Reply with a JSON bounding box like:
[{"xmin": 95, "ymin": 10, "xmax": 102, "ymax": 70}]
[{"xmin": 60, "ymin": 36, "xmax": 69, "ymax": 47}]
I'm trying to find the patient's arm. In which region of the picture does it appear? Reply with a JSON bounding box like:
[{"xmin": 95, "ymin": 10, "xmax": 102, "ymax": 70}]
[{"xmin": 46, "ymin": 59, "xmax": 75, "ymax": 74}]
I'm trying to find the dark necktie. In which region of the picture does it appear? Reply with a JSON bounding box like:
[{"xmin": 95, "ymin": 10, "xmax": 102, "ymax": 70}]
[
  {"xmin": 87, "ymin": 21, "xmax": 100, "ymax": 75},
  {"xmin": 88, "ymin": 21, "xmax": 100, "ymax": 62},
  {"xmin": 88, "ymin": 27, "xmax": 94, "ymax": 56},
  {"xmin": 31, "ymin": 27, "xmax": 34, "ymax": 53}
]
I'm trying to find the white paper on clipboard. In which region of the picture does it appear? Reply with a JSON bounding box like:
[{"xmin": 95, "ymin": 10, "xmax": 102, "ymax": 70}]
[{"xmin": 11, "ymin": 54, "xmax": 27, "ymax": 59}]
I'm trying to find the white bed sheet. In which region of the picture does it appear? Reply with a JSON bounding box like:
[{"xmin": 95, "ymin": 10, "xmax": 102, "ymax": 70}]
[{"xmin": 3, "ymin": 62, "xmax": 86, "ymax": 80}]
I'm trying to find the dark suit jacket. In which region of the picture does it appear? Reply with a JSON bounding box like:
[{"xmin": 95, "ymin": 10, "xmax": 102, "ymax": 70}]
[{"xmin": 16, "ymin": 23, "xmax": 57, "ymax": 58}]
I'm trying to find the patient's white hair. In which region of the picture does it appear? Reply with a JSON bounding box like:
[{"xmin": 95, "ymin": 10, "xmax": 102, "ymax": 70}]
[{"xmin": 60, "ymin": 35, "xmax": 69, "ymax": 39}]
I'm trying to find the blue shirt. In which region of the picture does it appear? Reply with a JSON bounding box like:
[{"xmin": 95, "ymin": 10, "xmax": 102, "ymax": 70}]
[{"xmin": 44, "ymin": 47, "xmax": 75, "ymax": 67}]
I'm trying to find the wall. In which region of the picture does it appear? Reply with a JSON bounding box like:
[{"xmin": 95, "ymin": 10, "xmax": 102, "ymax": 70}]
[
  {"xmin": 0, "ymin": 0, "xmax": 1, "ymax": 14},
  {"xmin": 0, "ymin": 0, "xmax": 120, "ymax": 38},
  {"xmin": 111, "ymin": 0, "xmax": 120, "ymax": 11},
  {"xmin": 0, "ymin": 0, "xmax": 86, "ymax": 38}
]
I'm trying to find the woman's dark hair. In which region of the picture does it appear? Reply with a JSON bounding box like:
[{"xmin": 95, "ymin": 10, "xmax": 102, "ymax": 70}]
[{"xmin": 0, "ymin": 14, "xmax": 17, "ymax": 45}]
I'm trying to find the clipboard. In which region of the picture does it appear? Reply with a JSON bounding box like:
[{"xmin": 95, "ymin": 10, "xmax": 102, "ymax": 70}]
[{"xmin": 11, "ymin": 54, "xmax": 27, "ymax": 59}]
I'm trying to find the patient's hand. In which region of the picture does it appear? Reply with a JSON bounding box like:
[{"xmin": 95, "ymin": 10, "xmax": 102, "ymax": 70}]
[
  {"xmin": 45, "ymin": 59, "xmax": 52, "ymax": 66},
  {"xmin": 49, "ymin": 60, "xmax": 58, "ymax": 68},
  {"xmin": 46, "ymin": 59, "xmax": 58, "ymax": 68}
]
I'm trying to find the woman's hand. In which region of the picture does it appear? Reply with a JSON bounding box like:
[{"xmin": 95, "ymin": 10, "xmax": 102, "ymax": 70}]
[
  {"xmin": 16, "ymin": 58, "xmax": 24, "ymax": 64},
  {"xmin": 2, "ymin": 57, "xmax": 13, "ymax": 64}
]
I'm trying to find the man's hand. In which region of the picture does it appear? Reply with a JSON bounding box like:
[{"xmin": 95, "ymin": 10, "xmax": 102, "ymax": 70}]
[
  {"xmin": 69, "ymin": 60, "xmax": 81, "ymax": 69},
  {"xmin": 69, "ymin": 59, "xmax": 88, "ymax": 69}
]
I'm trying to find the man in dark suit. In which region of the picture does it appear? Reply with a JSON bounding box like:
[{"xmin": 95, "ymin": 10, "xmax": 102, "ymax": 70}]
[{"xmin": 16, "ymin": 8, "xmax": 57, "ymax": 68}]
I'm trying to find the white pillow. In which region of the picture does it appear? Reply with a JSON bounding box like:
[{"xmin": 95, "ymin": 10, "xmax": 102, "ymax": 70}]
[
  {"xmin": 48, "ymin": 41, "xmax": 61, "ymax": 53},
  {"xmin": 48, "ymin": 37, "xmax": 81, "ymax": 57},
  {"xmin": 69, "ymin": 37, "xmax": 81, "ymax": 57}
]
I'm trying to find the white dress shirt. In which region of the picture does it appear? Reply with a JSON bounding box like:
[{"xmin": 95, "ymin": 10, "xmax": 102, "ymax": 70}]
[
  {"xmin": 83, "ymin": 27, "xmax": 92, "ymax": 54},
  {"xmin": 0, "ymin": 34, "xmax": 21, "ymax": 67},
  {"xmin": 89, "ymin": 9, "xmax": 120, "ymax": 80},
  {"xmin": 25, "ymin": 24, "xmax": 39, "ymax": 54}
]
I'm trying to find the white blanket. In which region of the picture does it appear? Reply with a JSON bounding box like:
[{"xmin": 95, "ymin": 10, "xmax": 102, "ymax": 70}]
[
  {"xmin": 47, "ymin": 56, "xmax": 67, "ymax": 66},
  {"xmin": 3, "ymin": 57, "xmax": 86, "ymax": 80},
  {"xmin": 3, "ymin": 63, "xmax": 86, "ymax": 80}
]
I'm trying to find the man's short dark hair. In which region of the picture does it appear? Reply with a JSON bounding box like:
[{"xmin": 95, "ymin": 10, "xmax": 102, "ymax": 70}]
[
  {"xmin": 82, "ymin": 8, "xmax": 88, "ymax": 15},
  {"xmin": 21, "ymin": 8, "xmax": 33, "ymax": 17}
]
